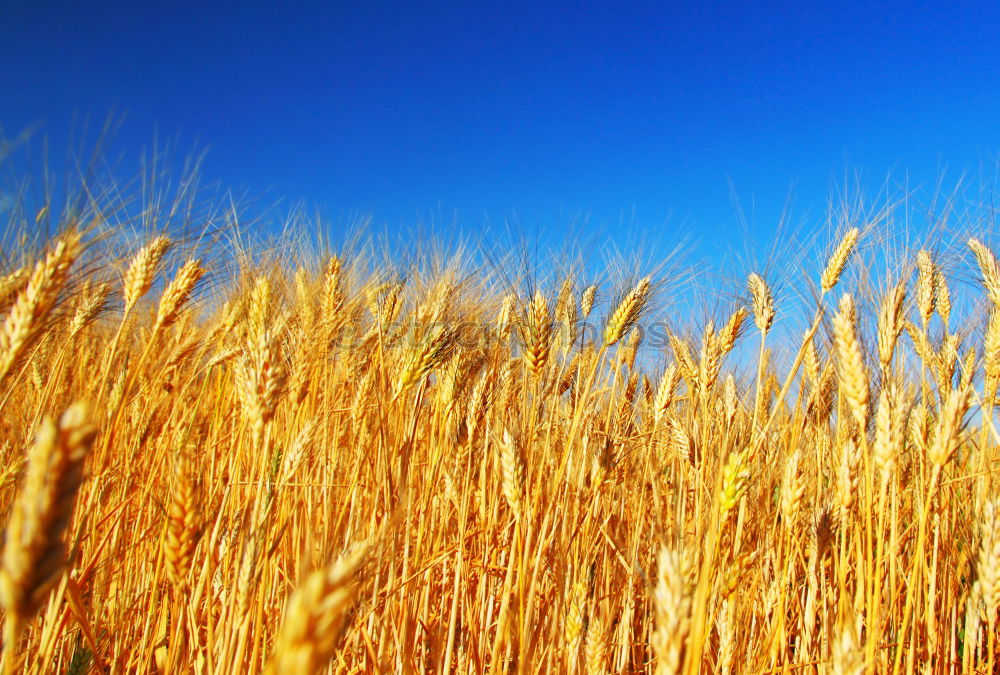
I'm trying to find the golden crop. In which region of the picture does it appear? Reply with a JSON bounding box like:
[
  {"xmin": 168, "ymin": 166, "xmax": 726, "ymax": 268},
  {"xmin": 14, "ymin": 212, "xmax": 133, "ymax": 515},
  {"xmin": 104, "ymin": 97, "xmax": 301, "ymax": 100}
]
[{"xmin": 1, "ymin": 215, "xmax": 999, "ymax": 673}]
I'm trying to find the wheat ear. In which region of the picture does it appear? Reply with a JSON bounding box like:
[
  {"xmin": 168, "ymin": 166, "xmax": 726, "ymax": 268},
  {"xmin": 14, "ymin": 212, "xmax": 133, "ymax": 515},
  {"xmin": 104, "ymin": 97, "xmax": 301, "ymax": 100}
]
[
  {"xmin": 265, "ymin": 544, "xmax": 367, "ymax": 674},
  {"xmin": 969, "ymin": 237, "xmax": 1000, "ymax": 306},
  {"xmin": 395, "ymin": 324, "xmax": 456, "ymax": 394},
  {"xmin": 155, "ymin": 259, "xmax": 204, "ymax": 330},
  {"xmin": 934, "ymin": 267, "xmax": 951, "ymax": 326},
  {"xmin": 746, "ymin": 273, "xmax": 775, "ymax": 334},
  {"xmin": 0, "ymin": 403, "xmax": 95, "ymax": 674},
  {"xmin": 872, "ymin": 382, "xmax": 904, "ymax": 486},
  {"xmin": 651, "ymin": 547, "xmax": 690, "ymax": 675},
  {"xmin": 565, "ymin": 580, "xmax": 586, "ymax": 672},
  {"xmin": 580, "ymin": 284, "xmax": 597, "ymax": 319},
  {"xmin": 0, "ymin": 269, "xmax": 27, "ymax": 315},
  {"xmin": 833, "ymin": 293, "xmax": 869, "ymax": 427},
  {"xmin": 523, "ymin": 290, "xmax": 553, "ymax": 378},
  {"xmin": 915, "ymin": 250, "xmax": 936, "ymax": 325},
  {"xmin": 0, "ymin": 232, "xmax": 80, "ymax": 385},
  {"xmin": 322, "ymin": 255, "xmax": 344, "ymax": 321},
  {"xmin": 162, "ymin": 458, "xmax": 198, "ymax": 592},
  {"xmin": 69, "ymin": 282, "xmax": 109, "ymax": 338},
  {"xmin": 500, "ymin": 428, "xmax": 525, "ymax": 519},
  {"xmin": 123, "ymin": 235, "xmax": 171, "ymax": 310},
  {"xmin": 820, "ymin": 227, "xmax": 859, "ymax": 293},
  {"xmin": 604, "ymin": 277, "xmax": 651, "ymax": 346},
  {"xmin": 876, "ymin": 281, "xmax": 905, "ymax": 375}
]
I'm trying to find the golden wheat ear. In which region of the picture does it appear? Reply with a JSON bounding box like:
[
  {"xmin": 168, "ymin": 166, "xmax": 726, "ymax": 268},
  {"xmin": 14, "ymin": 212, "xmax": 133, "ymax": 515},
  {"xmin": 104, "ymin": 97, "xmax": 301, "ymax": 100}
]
[
  {"xmin": 265, "ymin": 543, "xmax": 368, "ymax": 674},
  {"xmin": 651, "ymin": 547, "xmax": 691, "ymax": 675},
  {"xmin": 604, "ymin": 277, "xmax": 651, "ymax": 347},
  {"xmin": 746, "ymin": 273, "xmax": 775, "ymax": 334},
  {"xmin": 820, "ymin": 227, "xmax": 859, "ymax": 294},
  {"xmin": 0, "ymin": 231, "xmax": 81, "ymax": 386},
  {"xmin": 0, "ymin": 403, "xmax": 95, "ymax": 672},
  {"xmin": 915, "ymin": 250, "xmax": 937, "ymax": 325},
  {"xmin": 123, "ymin": 235, "xmax": 171, "ymax": 311},
  {"xmin": 580, "ymin": 283, "xmax": 597, "ymax": 319},
  {"xmin": 523, "ymin": 290, "xmax": 553, "ymax": 378},
  {"xmin": 832, "ymin": 293, "xmax": 869, "ymax": 428},
  {"xmin": 969, "ymin": 237, "xmax": 1000, "ymax": 306},
  {"xmin": 155, "ymin": 259, "xmax": 205, "ymax": 331},
  {"xmin": 162, "ymin": 456, "xmax": 199, "ymax": 593}
]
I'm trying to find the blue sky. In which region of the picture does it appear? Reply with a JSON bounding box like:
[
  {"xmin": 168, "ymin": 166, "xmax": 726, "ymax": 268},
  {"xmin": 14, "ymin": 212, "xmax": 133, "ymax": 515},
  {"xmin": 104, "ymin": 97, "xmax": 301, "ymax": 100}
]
[{"xmin": 2, "ymin": 0, "xmax": 1000, "ymax": 260}]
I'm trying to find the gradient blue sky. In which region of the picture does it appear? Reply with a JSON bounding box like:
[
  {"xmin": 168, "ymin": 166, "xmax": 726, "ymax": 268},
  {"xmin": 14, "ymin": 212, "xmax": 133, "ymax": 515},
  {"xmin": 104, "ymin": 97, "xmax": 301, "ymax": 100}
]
[{"xmin": 3, "ymin": 0, "xmax": 1000, "ymax": 256}]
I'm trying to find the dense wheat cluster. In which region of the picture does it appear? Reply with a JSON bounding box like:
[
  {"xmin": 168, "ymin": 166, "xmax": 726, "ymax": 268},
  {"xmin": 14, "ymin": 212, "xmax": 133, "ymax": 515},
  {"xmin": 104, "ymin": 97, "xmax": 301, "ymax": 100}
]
[{"xmin": 5, "ymin": 201, "xmax": 1000, "ymax": 673}]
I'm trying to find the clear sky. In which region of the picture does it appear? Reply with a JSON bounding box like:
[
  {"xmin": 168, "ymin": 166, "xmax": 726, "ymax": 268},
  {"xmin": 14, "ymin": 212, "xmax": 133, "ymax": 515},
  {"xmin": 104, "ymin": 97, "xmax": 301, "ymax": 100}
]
[{"xmin": 2, "ymin": 0, "xmax": 1000, "ymax": 258}]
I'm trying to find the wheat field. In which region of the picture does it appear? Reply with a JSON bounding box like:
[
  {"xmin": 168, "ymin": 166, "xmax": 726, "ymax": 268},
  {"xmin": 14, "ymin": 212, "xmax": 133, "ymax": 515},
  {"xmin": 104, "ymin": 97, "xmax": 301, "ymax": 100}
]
[{"xmin": 2, "ymin": 198, "xmax": 1000, "ymax": 674}]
